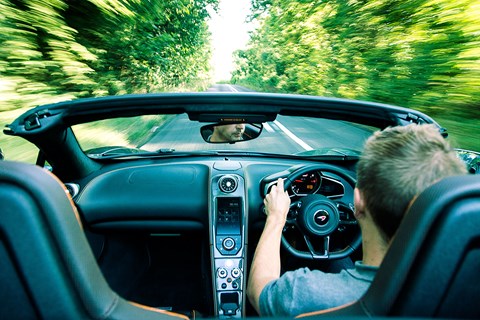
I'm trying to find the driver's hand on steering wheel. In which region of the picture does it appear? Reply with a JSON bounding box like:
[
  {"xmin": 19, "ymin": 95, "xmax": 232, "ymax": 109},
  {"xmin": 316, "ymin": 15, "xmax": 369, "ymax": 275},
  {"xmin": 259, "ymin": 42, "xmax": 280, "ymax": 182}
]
[{"xmin": 264, "ymin": 178, "xmax": 291, "ymax": 226}]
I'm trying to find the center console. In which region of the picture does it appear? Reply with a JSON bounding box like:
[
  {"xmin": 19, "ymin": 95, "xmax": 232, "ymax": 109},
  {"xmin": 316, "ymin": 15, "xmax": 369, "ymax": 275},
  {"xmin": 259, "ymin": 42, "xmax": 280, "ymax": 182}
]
[{"xmin": 210, "ymin": 164, "xmax": 247, "ymax": 318}]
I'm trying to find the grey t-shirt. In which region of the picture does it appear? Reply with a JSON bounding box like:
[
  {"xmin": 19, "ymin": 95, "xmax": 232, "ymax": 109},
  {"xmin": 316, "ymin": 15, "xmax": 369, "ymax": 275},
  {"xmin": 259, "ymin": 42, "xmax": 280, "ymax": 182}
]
[{"xmin": 259, "ymin": 261, "xmax": 378, "ymax": 317}]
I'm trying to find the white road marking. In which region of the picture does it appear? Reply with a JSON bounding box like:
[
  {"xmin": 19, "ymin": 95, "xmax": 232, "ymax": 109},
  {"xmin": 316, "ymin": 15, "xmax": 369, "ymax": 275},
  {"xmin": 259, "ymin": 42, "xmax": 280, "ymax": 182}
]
[
  {"xmin": 274, "ymin": 120, "xmax": 313, "ymax": 151},
  {"xmin": 263, "ymin": 122, "xmax": 274, "ymax": 132},
  {"xmin": 226, "ymin": 84, "xmax": 238, "ymax": 92}
]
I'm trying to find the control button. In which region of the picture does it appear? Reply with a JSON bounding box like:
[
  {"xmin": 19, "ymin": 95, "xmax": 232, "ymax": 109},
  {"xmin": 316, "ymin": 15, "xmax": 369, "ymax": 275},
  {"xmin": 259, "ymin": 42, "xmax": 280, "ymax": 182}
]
[
  {"xmin": 232, "ymin": 282, "xmax": 238, "ymax": 289},
  {"xmin": 227, "ymin": 277, "xmax": 232, "ymax": 283},
  {"xmin": 222, "ymin": 237, "xmax": 235, "ymax": 250},
  {"xmin": 231, "ymin": 268, "xmax": 241, "ymax": 278},
  {"xmin": 216, "ymin": 236, "xmax": 242, "ymax": 255},
  {"xmin": 221, "ymin": 283, "xmax": 227, "ymax": 289},
  {"xmin": 219, "ymin": 175, "xmax": 238, "ymax": 193},
  {"xmin": 218, "ymin": 268, "xmax": 227, "ymax": 278}
]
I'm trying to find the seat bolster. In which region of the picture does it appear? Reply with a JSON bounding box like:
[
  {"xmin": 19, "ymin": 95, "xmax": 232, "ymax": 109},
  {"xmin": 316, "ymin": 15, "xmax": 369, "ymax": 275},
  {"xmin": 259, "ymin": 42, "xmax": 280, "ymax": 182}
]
[
  {"xmin": 0, "ymin": 161, "xmax": 188, "ymax": 319},
  {"xmin": 295, "ymin": 300, "xmax": 366, "ymax": 318},
  {"xmin": 109, "ymin": 300, "xmax": 190, "ymax": 320}
]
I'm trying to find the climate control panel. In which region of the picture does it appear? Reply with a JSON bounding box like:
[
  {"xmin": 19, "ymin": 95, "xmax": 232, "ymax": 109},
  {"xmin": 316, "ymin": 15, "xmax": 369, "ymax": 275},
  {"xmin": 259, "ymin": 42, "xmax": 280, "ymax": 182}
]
[{"xmin": 215, "ymin": 259, "xmax": 243, "ymax": 291}]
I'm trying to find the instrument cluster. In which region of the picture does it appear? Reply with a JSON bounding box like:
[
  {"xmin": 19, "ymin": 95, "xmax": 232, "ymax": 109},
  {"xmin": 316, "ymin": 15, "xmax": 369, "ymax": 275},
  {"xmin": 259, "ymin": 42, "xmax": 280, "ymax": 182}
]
[{"xmin": 290, "ymin": 171, "xmax": 345, "ymax": 198}]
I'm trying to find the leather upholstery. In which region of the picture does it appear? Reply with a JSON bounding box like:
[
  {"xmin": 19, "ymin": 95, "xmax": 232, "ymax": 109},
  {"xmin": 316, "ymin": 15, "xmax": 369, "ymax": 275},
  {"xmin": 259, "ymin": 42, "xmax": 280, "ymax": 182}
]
[
  {"xmin": 298, "ymin": 174, "xmax": 480, "ymax": 318},
  {"xmin": 0, "ymin": 161, "xmax": 188, "ymax": 320}
]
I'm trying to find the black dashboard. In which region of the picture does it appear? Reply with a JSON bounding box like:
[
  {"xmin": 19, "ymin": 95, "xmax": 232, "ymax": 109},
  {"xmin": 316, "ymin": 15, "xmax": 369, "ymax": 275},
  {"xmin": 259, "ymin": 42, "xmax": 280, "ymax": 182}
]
[{"xmin": 69, "ymin": 156, "xmax": 358, "ymax": 318}]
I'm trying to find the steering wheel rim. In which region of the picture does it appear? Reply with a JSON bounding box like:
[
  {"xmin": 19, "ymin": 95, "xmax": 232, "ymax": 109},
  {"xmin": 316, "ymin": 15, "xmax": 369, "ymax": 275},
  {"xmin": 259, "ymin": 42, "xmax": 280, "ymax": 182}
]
[{"xmin": 272, "ymin": 164, "xmax": 361, "ymax": 260}]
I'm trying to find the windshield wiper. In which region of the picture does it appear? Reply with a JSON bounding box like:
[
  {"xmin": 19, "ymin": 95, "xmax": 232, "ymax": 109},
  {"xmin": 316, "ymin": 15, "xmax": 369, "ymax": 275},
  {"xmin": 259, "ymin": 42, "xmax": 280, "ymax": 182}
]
[
  {"xmin": 300, "ymin": 154, "xmax": 360, "ymax": 161},
  {"xmin": 88, "ymin": 149, "xmax": 286, "ymax": 160},
  {"xmin": 156, "ymin": 148, "xmax": 175, "ymax": 153},
  {"xmin": 88, "ymin": 148, "xmax": 360, "ymax": 161},
  {"xmin": 295, "ymin": 148, "xmax": 361, "ymax": 161},
  {"xmin": 88, "ymin": 147, "xmax": 176, "ymax": 159}
]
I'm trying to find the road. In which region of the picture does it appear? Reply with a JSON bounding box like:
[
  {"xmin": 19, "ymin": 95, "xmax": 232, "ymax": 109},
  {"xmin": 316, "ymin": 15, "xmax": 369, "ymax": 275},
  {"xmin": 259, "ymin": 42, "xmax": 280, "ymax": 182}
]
[{"xmin": 143, "ymin": 84, "xmax": 375, "ymax": 155}]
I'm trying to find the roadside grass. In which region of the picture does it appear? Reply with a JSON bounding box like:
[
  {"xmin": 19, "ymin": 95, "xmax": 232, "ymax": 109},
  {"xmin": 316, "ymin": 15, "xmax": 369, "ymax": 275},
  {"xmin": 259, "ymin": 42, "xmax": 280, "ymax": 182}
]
[
  {"xmin": 0, "ymin": 110, "xmax": 171, "ymax": 163},
  {"xmin": 72, "ymin": 115, "xmax": 171, "ymax": 152},
  {"xmin": 0, "ymin": 108, "xmax": 39, "ymax": 163},
  {"xmin": 434, "ymin": 115, "xmax": 480, "ymax": 151}
]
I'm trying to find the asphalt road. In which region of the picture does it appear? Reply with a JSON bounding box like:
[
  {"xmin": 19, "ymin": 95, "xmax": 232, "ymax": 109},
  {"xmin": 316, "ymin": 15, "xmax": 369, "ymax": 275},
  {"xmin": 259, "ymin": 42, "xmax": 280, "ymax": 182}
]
[{"xmin": 143, "ymin": 84, "xmax": 375, "ymax": 155}]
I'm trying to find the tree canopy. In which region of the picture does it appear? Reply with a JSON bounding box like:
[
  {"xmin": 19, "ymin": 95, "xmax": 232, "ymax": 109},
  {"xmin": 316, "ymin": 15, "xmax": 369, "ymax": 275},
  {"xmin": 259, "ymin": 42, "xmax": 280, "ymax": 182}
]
[
  {"xmin": 0, "ymin": 0, "xmax": 218, "ymax": 111},
  {"xmin": 1, "ymin": 0, "xmax": 478, "ymax": 150},
  {"xmin": 233, "ymin": 0, "xmax": 480, "ymax": 122}
]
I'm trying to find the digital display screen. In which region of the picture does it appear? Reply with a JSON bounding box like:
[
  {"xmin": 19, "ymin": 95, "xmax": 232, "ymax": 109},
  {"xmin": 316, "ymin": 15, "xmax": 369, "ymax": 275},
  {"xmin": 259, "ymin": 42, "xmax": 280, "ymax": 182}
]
[{"xmin": 216, "ymin": 197, "xmax": 242, "ymax": 235}]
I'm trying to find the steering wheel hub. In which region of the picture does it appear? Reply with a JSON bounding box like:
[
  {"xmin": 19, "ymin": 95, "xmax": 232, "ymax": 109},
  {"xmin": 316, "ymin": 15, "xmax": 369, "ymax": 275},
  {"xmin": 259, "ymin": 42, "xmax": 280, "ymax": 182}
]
[{"xmin": 299, "ymin": 194, "xmax": 340, "ymax": 237}]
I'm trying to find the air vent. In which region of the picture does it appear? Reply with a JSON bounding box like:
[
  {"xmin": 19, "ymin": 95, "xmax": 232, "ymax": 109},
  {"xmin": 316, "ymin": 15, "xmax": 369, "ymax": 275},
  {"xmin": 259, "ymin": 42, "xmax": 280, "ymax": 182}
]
[{"xmin": 218, "ymin": 175, "xmax": 238, "ymax": 193}]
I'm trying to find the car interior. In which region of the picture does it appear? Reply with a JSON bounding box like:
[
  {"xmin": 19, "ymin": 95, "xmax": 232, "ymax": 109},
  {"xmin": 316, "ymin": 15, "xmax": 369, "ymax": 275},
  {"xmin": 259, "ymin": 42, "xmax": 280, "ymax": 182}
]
[
  {"xmin": 1, "ymin": 160, "xmax": 479, "ymax": 319},
  {"xmin": 1, "ymin": 93, "xmax": 479, "ymax": 319},
  {"xmin": 2, "ymin": 0, "xmax": 478, "ymax": 318}
]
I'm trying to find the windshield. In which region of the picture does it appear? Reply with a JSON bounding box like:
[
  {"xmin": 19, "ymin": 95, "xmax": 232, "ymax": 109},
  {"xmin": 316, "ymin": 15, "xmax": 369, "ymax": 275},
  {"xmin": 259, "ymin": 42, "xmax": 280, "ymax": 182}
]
[{"xmin": 72, "ymin": 114, "xmax": 378, "ymax": 157}]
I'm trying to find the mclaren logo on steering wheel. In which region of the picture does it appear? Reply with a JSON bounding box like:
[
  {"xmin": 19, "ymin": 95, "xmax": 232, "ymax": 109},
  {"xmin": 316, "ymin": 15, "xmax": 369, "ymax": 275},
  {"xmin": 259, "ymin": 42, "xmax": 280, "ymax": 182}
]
[{"xmin": 313, "ymin": 210, "xmax": 329, "ymax": 226}]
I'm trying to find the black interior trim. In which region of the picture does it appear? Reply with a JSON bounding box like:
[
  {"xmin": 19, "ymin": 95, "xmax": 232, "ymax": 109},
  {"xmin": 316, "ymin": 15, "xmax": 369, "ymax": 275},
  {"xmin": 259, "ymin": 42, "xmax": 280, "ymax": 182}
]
[{"xmin": 89, "ymin": 220, "xmax": 205, "ymax": 232}]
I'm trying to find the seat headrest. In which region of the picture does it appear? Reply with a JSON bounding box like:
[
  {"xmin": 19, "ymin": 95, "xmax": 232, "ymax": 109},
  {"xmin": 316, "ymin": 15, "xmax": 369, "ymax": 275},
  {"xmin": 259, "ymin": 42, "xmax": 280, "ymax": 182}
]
[{"xmin": 364, "ymin": 174, "xmax": 480, "ymax": 318}]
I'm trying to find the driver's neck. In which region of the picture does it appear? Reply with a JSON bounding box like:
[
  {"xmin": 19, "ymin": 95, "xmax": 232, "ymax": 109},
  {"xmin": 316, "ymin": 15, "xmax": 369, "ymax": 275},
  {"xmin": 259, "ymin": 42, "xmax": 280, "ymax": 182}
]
[{"xmin": 359, "ymin": 218, "xmax": 389, "ymax": 267}]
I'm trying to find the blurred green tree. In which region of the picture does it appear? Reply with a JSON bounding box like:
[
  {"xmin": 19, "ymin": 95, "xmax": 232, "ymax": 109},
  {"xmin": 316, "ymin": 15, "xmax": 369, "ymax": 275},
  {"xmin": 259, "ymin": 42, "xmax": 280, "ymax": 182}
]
[
  {"xmin": 0, "ymin": 0, "xmax": 218, "ymax": 111},
  {"xmin": 233, "ymin": 0, "xmax": 479, "ymax": 113},
  {"xmin": 232, "ymin": 0, "xmax": 479, "ymax": 149}
]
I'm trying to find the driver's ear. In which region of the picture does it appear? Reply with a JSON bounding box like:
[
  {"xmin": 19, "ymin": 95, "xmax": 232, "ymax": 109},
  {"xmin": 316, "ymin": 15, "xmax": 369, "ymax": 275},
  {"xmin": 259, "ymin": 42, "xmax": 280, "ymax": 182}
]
[{"xmin": 354, "ymin": 187, "xmax": 366, "ymax": 219}]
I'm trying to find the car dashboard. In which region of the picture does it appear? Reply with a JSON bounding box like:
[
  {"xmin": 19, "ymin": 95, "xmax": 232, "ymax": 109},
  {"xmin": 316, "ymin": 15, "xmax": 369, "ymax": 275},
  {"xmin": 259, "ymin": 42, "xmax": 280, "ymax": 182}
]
[{"xmin": 66, "ymin": 155, "xmax": 357, "ymax": 318}]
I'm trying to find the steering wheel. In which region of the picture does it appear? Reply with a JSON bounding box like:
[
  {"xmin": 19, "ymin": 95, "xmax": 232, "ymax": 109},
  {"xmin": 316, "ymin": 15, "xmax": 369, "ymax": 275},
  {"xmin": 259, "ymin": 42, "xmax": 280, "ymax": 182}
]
[{"xmin": 263, "ymin": 164, "xmax": 361, "ymax": 260}]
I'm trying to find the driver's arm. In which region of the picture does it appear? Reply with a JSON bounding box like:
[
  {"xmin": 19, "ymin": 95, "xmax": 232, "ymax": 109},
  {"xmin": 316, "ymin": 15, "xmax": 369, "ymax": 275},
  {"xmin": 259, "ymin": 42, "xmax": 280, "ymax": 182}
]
[{"xmin": 247, "ymin": 178, "xmax": 291, "ymax": 314}]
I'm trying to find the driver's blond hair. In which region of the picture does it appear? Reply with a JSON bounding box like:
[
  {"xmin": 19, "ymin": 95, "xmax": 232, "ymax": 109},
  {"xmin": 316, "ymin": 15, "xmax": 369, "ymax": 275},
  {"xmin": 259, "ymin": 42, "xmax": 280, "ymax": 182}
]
[{"xmin": 356, "ymin": 124, "xmax": 467, "ymax": 242}]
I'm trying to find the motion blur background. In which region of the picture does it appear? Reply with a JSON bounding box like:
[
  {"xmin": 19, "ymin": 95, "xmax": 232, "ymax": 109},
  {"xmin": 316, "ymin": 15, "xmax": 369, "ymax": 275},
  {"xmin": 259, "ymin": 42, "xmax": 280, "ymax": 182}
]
[{"xmin": 1, "ymin": 0, "xmax": 479, "ymax": 161}]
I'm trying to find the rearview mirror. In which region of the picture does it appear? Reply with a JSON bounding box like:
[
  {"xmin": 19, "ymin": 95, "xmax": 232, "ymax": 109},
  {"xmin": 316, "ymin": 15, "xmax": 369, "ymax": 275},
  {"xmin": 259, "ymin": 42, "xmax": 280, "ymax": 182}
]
[{"xmin": 201, "ymin": 123, "xmax": 263, "ymax": 144}]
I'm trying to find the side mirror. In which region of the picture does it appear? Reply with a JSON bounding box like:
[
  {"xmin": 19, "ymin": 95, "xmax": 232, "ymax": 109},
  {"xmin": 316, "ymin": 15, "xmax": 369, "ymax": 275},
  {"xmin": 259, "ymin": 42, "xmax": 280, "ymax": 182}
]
[
  {"xmin": 456, "ymin": 149, "xmax": 480, "ymax": 174},
  {"xmin": 201, "ymin": 123, "xmax": 263, "ymax": 144}
]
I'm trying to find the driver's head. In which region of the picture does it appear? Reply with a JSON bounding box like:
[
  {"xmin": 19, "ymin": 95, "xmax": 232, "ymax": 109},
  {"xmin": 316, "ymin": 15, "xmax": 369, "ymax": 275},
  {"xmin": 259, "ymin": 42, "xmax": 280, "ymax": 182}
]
[
  {"xmin": 355, "ymin": 124, "xmax": 466, "ymax": 242},
  {"xmin": 211, "ymin": 123, "xmax": 245, "ymax": 142}
]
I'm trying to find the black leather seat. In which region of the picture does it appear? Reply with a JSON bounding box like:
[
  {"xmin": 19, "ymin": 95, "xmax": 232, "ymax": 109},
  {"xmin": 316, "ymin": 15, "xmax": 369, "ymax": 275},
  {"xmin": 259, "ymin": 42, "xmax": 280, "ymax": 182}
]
[
  {"xmin": 299, "ymin": 174, "xmax": 480, "ymax": 319},
  {"xmin": 0, "ymin": 161, "xmax": 188, "ymax": 320}
]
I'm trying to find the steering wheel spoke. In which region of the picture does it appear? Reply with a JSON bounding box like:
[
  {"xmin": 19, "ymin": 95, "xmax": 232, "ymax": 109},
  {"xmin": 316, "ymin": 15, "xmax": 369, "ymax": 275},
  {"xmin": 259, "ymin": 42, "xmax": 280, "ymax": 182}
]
[
  {"xmin": 337, "ymin": 202, "xmax": 358, "ymax": 226},
  {"xmin": 303, "ymin": 234, "xmax": 330, "ymax": 259},
  {"xmin": 339, "ymin": 220, "xmax": 358, "ymax": 226},
  {"xmin": 286, "ymin": 200, "xmax": 302, "ymax": 224}
]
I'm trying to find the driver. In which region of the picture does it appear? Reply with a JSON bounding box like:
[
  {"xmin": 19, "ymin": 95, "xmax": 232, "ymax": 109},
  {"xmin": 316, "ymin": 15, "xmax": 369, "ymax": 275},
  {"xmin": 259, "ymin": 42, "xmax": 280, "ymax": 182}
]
[
  {"xmin": 208, "ymin": 123, "xmax": 245, "ymax": 142},
  {"xmin": 247, "ymin": 124, "xmax": 467, "ymax": 317}
]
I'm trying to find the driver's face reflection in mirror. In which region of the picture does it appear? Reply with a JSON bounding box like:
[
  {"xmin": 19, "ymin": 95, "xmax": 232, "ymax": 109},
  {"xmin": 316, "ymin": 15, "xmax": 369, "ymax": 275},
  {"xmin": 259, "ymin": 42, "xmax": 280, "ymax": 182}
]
[{"xmin": 209, "ymin": 123, "xmax": 246, "ymax": 142}]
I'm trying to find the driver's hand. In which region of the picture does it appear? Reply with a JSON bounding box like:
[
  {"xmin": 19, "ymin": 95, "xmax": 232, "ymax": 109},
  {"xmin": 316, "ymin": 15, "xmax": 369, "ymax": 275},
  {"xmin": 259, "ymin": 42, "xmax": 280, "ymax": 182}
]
[{"xmin": 264, "ymin": 178, "xmax": 291, "ymax": 225}]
